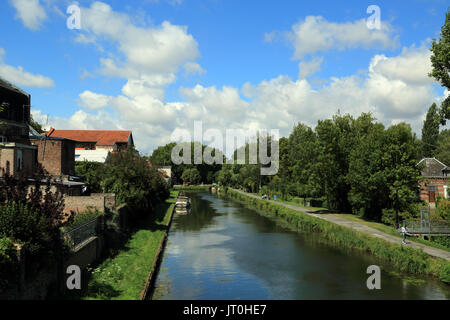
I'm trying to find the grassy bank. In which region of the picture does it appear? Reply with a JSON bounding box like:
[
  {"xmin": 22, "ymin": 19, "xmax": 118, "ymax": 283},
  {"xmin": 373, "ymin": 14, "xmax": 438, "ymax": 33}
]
[
  {"xmin": 225, "ymin": 188, "xmax": 450, "ymax": 285},
  {"xmin": 173, "ymin": 184, "xmax": 211, "ymax": 191},
  {"xmin": 81, "ymin": 190, "xmax": 179, "ymax": 300}
]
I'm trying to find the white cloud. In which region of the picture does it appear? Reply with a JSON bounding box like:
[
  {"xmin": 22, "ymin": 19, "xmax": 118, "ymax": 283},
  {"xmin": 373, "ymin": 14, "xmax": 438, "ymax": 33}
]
[
  {"xmin": 77, "ymin": 2, "xmax": 200, "ymax": 78},
  {"xmin": 298, "ymin": 56, "xmax": 323, "ymax": 79},
  {"xmin": 369, "ymin": 45, "xmax": 434, "ymax": 85},
  {"xmin": 0, "ymin": 48, "xmax": 54, "ymax": 87},
  {"xmin": 183, "ymin": 62, "xmax": 206, "ymax": 76},
  {"xmin": 79, "ymin": 91, "xmax": 111, "ymax": 110},
  {"xmin": 282, "ymin": 16, "xmax": 398, "ymax": 59},
  {"xmin": 37, "ymin": 45, "xmax": 443, "ymax": 154},
  {"xmin": 10, "ymin": 0, "xmax": 47, "ymax": 31}
]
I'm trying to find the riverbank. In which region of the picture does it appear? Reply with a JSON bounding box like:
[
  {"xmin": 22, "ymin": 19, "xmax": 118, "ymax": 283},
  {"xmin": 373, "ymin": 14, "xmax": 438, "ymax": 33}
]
[
  {"xmin": 254, "ymin": 192, "xmax": 450, "ymax": 253},
  {"xmin": 173, "ymin": 184, "xmax": 212, "ymax": 191},
  {"xmin": 80, "ymin": 190, "xmax": 179, "ymax": 300},
  {"xmin": 224, "ymin": 188, "xmax": 450, "ymax": 285}
]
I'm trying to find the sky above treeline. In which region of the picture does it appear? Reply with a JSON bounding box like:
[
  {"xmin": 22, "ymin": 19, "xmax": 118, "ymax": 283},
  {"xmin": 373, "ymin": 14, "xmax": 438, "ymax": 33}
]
[{"xmin": 1, "ymin": 0, "xmax": 449, "ymax": 155}]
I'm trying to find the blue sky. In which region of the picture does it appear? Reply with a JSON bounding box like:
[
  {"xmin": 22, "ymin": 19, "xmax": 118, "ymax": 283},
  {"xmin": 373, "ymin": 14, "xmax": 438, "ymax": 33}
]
[{"xmin": 0, "ymin": 0, "xmax": 449, "ymax": 154}]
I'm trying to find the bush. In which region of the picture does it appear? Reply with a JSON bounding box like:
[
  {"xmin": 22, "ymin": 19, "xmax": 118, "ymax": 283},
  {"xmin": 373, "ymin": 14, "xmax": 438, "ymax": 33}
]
[
  {"xmin": 437, "ymin": 199, "xmax": 450, "ymax": 222},
  {"xmin": 0, "ymin": 170, "xmax": 68, "ymax": 275},
  {"xmin": 0, "ymin": 237, "xmax": 18, "ymax": 289},
  {"xmin": 66, "ymin": 208, "xmax": 103, "ymax": 229},
  {"xmin": 440, "ymin": 262, "xmax": 450, "ymax": 284},
  {"xmin": 75, "ymin": 161, "xmax": 105, "ymax": 193}
]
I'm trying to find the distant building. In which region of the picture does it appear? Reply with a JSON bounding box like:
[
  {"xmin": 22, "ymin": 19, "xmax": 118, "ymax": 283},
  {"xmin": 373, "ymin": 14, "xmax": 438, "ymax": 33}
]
[
  {"xmin": 157, "ymin": 166, "xmax": 172, "ymax": 185},
  {"xmin": 418, "ymin": 158, "xmax": 449, "ymax": 203},
  {"xmin": 46, "ymin": 128, "xmax": 134, "ymax": 152},
  {"xmin": 75, "ymin": 149, "xmax": 111, "ymax": 163}
]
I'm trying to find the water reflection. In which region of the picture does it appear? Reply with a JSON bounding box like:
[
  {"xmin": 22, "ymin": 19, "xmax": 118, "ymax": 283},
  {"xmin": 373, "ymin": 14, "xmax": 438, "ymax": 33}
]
[{"xmin": 153, "ymin": 192, "xmax": 450, "ymax": 300}]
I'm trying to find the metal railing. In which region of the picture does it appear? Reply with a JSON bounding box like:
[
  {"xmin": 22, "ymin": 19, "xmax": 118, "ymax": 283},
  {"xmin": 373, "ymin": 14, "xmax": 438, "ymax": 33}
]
[
  {"xmin": 400, "ymin": 219, "xmax": 450, "ymax": 235},
  {"xmin": 62, "ymin": 217, "xmax": 98, "ymax": 249}
]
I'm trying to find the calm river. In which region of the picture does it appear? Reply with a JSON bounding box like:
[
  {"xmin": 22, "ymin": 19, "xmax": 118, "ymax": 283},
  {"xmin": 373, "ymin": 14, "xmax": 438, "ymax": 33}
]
[{"xmin": 153, "ymin": 192, "xmax": 450, "ymax": 300}]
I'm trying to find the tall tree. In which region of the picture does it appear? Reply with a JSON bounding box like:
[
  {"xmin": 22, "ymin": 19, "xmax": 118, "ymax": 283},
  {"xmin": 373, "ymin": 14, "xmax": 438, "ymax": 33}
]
[
  {"xmin": 429, "ymin": 8, "xmax": 450, "ymax": 124},
  {"xmin": 421, "ymin": 103, "xmax": 441, "ymax": 157},
  {"xmin": 435, "ymin": 129, "xmax": 450, "ymax": 166}
]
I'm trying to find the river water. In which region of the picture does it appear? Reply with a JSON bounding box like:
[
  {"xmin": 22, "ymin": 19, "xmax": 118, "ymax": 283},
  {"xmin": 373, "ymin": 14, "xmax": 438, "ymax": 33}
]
[{"xmin": 153, "ymin": 192, "xmax": 450, "ymax": 300}]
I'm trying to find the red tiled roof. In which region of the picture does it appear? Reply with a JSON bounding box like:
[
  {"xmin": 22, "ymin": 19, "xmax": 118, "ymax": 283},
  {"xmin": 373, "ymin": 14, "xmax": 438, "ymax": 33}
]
[{"xmin": 47, "ymin": 128, "xmax": 131, "ymax": 146}]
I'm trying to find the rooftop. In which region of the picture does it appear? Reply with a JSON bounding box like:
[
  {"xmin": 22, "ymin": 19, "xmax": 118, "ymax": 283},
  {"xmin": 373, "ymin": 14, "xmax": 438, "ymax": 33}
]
[
  {"xmin": 46, "ymin": 128, "xmax": 132, "ymax": 146},
  {"xmin": 0, "ymin": 77, "xmax": 29, "ymax": 97}
]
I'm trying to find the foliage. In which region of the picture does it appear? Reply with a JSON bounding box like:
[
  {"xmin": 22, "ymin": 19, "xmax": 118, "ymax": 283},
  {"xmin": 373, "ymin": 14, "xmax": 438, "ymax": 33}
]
[
  {"xmin": 150, "ymin": 142, "xmax": 223, "ymax": 184},
  {"xmin": 429, "ymin": 8, "xmax": 450, "ymax": 124},
  {"xmin": 100, "ymin": 150, "xmax": 169, "ymax": 215},
  {"xmin": 436, "ymin": 199, "xmax": 450, "ymax": 222},
  {"xmin": 75, "ymin": 161, "xmax": 105, "ymax": 193},
  {"xmin": 421, "ymin": 103, "xmax": 441, "ymax": 157},
  {"xmin": 29, "ymin": 114, "xmax": 44, "ymax": 134},
  {"xmin": 181, "ymin": 167, "xmax": 202, "ymax": 184},
  {"xmin": 440, "ymin": 262, "xmax": 450, "ymax": 284},
  {"xmin": 68, "ymin": 208, "xmax": 103, "ymax": 229},
  {"xmin": 435, "ymin": 129, "xmax": 450, "ymax": 166},
  {"xmin": 0, "ymin": 237, "xmax": 18, "ymax": 289}
]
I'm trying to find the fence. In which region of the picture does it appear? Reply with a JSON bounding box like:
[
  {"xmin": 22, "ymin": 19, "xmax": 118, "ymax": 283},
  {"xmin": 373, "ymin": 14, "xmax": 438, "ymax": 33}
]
[
  {"xmin": 401, "ymin": 219, "xmax": 450, "ymax": 236},
  {"xmin": 62, "ymin": 217, "xmax": 98, "ymax": 249}
]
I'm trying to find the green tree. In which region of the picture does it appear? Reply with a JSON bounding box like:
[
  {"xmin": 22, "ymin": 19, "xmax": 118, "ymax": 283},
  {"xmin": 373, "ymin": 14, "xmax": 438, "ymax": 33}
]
[
  {"xmin": 75, "ymin": 161, "xmax": 105, "ymax": 193},
  {"xmin": 421, "ymin": 103, "xmax": 441, "ymax": 157},
  {"xmin": 29, "ymin": 114, "xmax": 44, "ymax": 134},
  {"xmin": 181, "ymin": 168, "xmax": 202, "ymax": 184},
  {"xmin": 429, "ymin": 8, "xmax": 450, "ymax": 124},
  {"xmin": 101, "ymin": 150, "xmax": 169, "ymax": 215},
  {"xmin": 348, "ymin": 122, "xmax": 421, "ymax": 223},
  {"xmin": 435, "ymin": 129, "xmax": 450, "ymax": 165}
]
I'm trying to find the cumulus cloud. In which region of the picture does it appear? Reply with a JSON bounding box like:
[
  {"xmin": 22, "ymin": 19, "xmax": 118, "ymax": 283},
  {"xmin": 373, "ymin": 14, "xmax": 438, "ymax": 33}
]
[
  {"xmin": 0, "ymin": 48, "xmax": 54, "ymax": 87},
  {"xmin": 183, "ymin": 62, "xmax": 206, "ymax": 76},
  {"xmin": 37, "ymin": 44, "xmax": 444, "ymax": 154},
  {"xmin": 298, "ymin": 56, "xmax": 324, "ymax": 79},
  {"xmin": 77, "ymin": 2, "xmax": 200, "ymax": 78},
  {"xmin": 79, "ymin": 91, "xmax": 111, "ymax": 110},
  {"xmin": 10, "ymin": 0, "xmax": 47, "ymax": 30},
  {"xmin": 276, "ymin": 16, "xmax": 399, "ymax": 59}
]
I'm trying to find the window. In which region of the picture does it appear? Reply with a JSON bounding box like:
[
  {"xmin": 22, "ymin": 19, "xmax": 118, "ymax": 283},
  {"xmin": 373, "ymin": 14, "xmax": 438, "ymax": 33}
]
[{"xmin": 17, "ymin": 149, "xmax": 23, "ymax": 171}]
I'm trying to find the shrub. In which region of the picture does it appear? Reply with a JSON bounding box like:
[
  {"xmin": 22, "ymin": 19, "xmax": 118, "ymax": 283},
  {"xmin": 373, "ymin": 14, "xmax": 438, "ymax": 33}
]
[
  {"xmin": 440, "ymin": 262, "xmax": 450, "ymax": 284},
  {"xmin": 0, "ymin": 237, "xmax": 18, "ymax": 289},
  {"xmin": 0, "ymin": 170, "xmax": 68, "ymax": 275},
  {"xmin": 437, "ymin": 199, "xmax": 450, "ymax": 222}
]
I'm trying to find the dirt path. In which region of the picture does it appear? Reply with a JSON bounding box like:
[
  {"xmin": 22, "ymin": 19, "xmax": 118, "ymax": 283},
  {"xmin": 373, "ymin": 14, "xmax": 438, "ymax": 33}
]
[{"xmin": 233, "ymin": 189, "xmax": 450, "ymax": 261}]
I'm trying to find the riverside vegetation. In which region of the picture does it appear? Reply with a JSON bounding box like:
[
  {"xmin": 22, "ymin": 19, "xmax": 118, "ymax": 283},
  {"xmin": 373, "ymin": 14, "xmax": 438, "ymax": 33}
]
[{"xmin": 223, "ymin": 188, "xmax": 450, "ymax": 285}]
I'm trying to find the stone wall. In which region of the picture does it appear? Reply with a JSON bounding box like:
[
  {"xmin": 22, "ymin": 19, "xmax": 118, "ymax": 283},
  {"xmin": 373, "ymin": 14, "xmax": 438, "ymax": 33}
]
[{"xmin": 63, "ymin": 193, "xmax": 116, "ymax": 214}]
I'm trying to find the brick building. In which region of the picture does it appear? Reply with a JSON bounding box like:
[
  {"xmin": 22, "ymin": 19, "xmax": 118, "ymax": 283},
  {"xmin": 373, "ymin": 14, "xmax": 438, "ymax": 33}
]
[
  {"xmin": 30, "ymin": 136, "xmax": 76, "ymax": 177},
  {"xmin": 418, "ymin": 158, "xmax": 449, "ymax": 203}
]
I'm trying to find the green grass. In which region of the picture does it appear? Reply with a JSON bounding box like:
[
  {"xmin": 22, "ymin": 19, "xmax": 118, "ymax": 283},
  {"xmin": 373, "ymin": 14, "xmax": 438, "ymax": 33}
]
[
  {"xmin": 173, "ymin": 185, "xmax": 211, "ymax": 191},
  {"xmin": 251, "ymin": 192, "xmax": 329, "ymax": 212},
  {"xmin": 226, "ymin": 189, "xmax": 450, "ymax": 285},
  {"xmin": 81, "ymin": 190, "xmax": 179, "ymax": 300}
]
